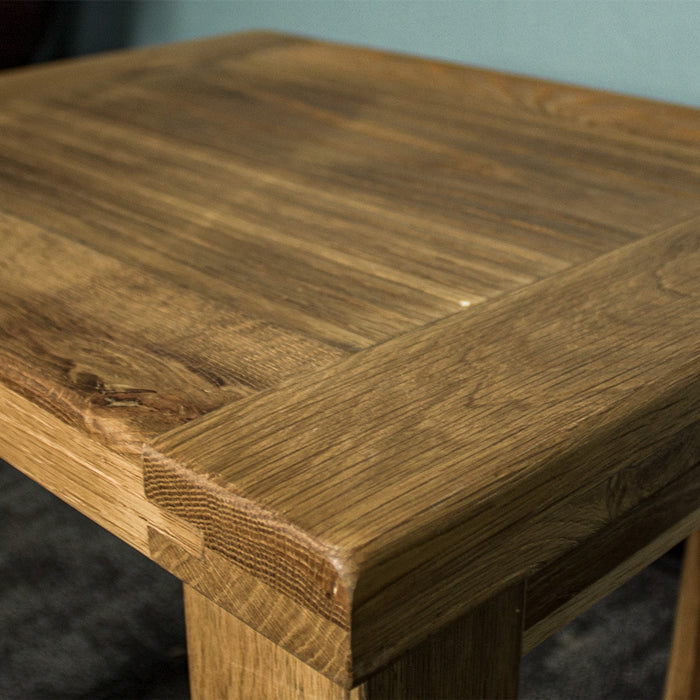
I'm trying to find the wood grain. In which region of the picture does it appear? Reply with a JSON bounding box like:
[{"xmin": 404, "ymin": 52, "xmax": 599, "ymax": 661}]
[
  {"xmin": 0, "ymin": 211, "xmax": 347, "ymax": 456},
  {"xmin": 145, "ymin": 218, "xmax": 700, "ymax": 682},
  {"xmin": 184, "ymin": 582, "xmax": 524, "ymax": 699},
  {"xmin": 151, "ymin": 420, "xmax": 700, "ymax": 685},
  {"xmin": 665, "ymin": 529, "xmax": 700, "ymax": 700},
  {"xmin": 361, "ymin": 582, "xmax": 524, "ymax": 699},
  {"xmin": 525, "ymin": 461, "xmax": 700, "ymax": 652},
  {"xmin": 2, "ymin": 28, "xmax": 699, "ymax": 529},
  {"xmin": 184, "ymin": 584, "xmax": 351, "ymax": 700},
  {"xmin": 1, "ymin": 30, "xmax": 700, "ymax": 695},
  {"xmin": 0, "ymin": 380, "xmax": 203, "ymax": 559},
  {"xmin": 3, "ymin": 32, "xmax": 700, "ymax": 453},
  {"xmin": 150, "ymin": 529, "xmax": 351, "ymax": 685}
]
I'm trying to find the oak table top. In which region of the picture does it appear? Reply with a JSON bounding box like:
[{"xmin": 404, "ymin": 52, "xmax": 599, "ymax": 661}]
[{"xmin": 1, "ymin": 31, "xmax": 699, "ymax": 691}]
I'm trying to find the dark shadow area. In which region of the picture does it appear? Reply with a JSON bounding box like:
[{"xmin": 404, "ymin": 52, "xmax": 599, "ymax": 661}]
[
  {"xmin": 0, "ymin": 457, "xmax": 683, "ymax": 699},
  {"xmin": 0, "ymin": 459, "xmax": 189, "ymax": 699},
  {"xmin": 0, "ymin": 0, "xmax": 53, "ymax": 68},
  {"xmin": 0, "ymin": 0, "xmax": 137, "ymax": 69}
]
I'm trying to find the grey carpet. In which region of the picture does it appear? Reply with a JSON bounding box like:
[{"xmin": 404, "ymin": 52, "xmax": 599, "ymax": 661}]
[{"xmin": 0, "ymin": 458, "xmax": 682, "ymax": 699}]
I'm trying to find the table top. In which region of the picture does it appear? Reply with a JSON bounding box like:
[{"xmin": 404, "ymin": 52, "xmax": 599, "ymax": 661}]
[{"xmin": 1, "ymin": 31, "xmax": 699, "ymax": 687}]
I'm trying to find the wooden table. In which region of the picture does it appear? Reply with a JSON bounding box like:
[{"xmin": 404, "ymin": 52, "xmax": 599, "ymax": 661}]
[{"xmin": 1, "ymin": 31, "xmax": 699, "ymax": 699}]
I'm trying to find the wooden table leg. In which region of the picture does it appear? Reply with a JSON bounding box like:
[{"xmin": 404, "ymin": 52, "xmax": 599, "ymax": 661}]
[
  {"xmin": 184, "ymin": 582, "xmax": 524, "ymax": 699},
  {"xmin": 184, "ymin": 584, "xmax": 349, "ymax": 700},
  {"xmin": 665, "ymin": 530, "xmax": 700, "ymax": 700}
]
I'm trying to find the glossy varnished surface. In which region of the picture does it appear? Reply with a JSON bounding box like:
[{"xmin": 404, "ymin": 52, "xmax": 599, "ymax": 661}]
[{"xmin": 1, "ymin": 31, "xmax": 700, "ymax": 692}]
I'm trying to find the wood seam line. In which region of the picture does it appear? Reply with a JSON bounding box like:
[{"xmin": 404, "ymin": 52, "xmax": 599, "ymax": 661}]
[
  {"xmin": 142, "ymin": 208, "xmax": 700, "ymax": 465},
  {"xmin": 141, "ymin": 215, "xmax": 700, "ymax": 682},
  {"xmin": 148, "ymin": 208, "xmax": 700, "ymax": 447},
  {"xmin": 142, "ymin": 444, "xmax": 355, "ymax": 630}
]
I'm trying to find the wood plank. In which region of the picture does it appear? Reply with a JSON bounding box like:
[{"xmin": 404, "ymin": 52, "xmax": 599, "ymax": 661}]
[
  {"xmin": 144, "ymin": 218, "xmax": 700, "ymax": 683},
  {"xmin": 665, "ymin": 529, "xmax": 700, "ymax": 700},
  {"xmin": 152, "ymin": 414, "xmax": 700, "ymax": 684},
  {"xmin": 0, "ymin": 211, "xmax": 348, "ymax": 455}
]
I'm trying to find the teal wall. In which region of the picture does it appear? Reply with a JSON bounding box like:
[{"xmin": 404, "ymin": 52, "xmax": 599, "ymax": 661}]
[{"xmin": 80, "ymin": 1, "xmax": 700, "ymax": 108}]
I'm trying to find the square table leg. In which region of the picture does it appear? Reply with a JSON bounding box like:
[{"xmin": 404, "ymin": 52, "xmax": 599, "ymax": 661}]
[{"xmin": 184, "ymin": 582, "xmax": 524, "ymax": 699}]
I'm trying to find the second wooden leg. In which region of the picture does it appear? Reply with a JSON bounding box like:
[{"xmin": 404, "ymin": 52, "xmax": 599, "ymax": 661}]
[
  {"xmin": 361, "ymin": 582, "xmax": 525, "ymax": 699},
  {"xmin": 665, "ymin": 530, "xmax": 700, "ymax": 700}
]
